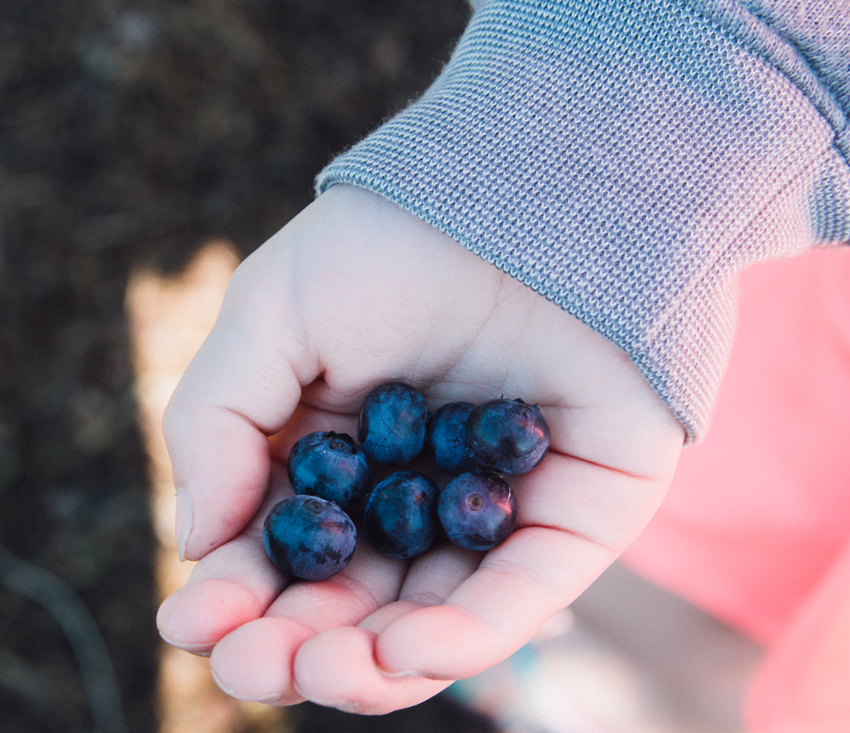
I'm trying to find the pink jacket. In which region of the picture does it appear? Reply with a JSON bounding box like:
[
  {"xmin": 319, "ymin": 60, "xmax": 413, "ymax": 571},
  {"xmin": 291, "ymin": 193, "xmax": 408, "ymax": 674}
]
[{"xmin": 623, "ymin": 246, "xmax": 850, "ymax": 731}]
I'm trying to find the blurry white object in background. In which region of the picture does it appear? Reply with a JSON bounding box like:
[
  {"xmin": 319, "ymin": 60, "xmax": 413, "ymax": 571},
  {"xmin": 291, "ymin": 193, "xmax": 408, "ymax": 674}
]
[{"xmin": 450, "ymin": 561, "xmax": 764, "ymax": 733}]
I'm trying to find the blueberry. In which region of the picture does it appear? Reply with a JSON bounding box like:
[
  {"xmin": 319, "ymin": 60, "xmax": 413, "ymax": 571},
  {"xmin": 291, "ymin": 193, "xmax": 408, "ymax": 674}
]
[
  {"xmin": 263, "ymin": 495, "xmax": 356, "ymax": 581},
  {"xmin": 287, "ymin": 431, "xmax": 370, "ymax": 509},
  {"xmin": 425, "ymin": 401, "xmax": 477, "ymax": 474},
  {"xmin": 358, "ymin": 382, "xmax": 428, "ymax": 465},
  {"xmin": 438, "ymin": 468, "xmax": 517, "ymax": 551},
  {"xmin": 364, "ymin": 470, "xmax": 440, "ymax": 559},
  {"xmin": 467, "ymin": 398, "xmax": 550, "ymax": 474}
]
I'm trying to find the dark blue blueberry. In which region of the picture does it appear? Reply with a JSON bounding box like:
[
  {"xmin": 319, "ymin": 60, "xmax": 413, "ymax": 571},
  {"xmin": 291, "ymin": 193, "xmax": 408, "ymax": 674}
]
[
  {"xmin": 358, "ymin": 382, "xmax": 428, "ymax": 465},
  {"xmin": 364, "ymin": 470, "xmax": 439, "ymax": 559},
  {"xmin": 287, "ymin": 431, "xmax": 370, "ymax": 509},
  {"xmin": 467, "ymin": 399, "xmax": 550, "ymax": 475},
  {"xmin": 425, "ymin": 401, "xmax": 477, "ymax": 474},
  {"xmin": 263, "ymin": 495, "xmax": 356, "ymax": 581},
  {"xmin": 438, "ymin": 468, "xmax": 517, "ymax": 551}
]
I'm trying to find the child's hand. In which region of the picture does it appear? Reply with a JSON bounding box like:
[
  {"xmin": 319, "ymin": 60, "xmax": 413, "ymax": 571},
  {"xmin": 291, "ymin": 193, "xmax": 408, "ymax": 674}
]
[{"xmin": 156, "ymin": 184, "xmax": 684, "ymax": 713}]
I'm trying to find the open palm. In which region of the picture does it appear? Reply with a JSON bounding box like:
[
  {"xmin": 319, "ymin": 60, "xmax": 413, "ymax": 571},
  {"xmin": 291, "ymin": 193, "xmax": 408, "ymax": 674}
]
[{"xmin": 156, "ymin": 184, "xmax": 684, "ymax": 713}]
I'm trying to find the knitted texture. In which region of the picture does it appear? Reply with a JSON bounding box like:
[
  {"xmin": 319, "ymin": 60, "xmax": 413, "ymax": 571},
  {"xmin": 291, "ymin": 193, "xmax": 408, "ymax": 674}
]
[
  {"xmin": 316, "ymin": 0, "xmax": 850, "ymax": 442},
  {"xmin": 740, "ymin": 0, "xmax": 850, "ymax": 124}
]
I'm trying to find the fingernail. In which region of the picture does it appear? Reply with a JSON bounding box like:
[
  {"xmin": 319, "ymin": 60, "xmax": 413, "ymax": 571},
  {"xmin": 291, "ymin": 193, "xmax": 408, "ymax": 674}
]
[
  {"xmin": 211, "ymin": 669, "xmax": 282, "ymax": 705},
  {"xmin": 333, "ymin": 700, "xmax": 362, "ymax": 714},
  {"xmin": 378, "ymin": 667, "xmax": 422, "ymax": 679},
  {"xmin": 175, "ymin": 490, "xmax": 193, "ymax": 562},
  {"xmin": 158, "ymin": 631, "xmax": 212, "ymax": 657},
  {"xmin": 292, "ymin": 682, "xmax": 360, "ymax": 713}
]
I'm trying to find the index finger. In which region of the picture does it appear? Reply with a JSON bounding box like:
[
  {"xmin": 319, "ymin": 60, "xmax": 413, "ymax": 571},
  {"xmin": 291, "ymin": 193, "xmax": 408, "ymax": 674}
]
[{"xmin": 375, "ymin": 449, "xmax": 672, "ymax": 681}]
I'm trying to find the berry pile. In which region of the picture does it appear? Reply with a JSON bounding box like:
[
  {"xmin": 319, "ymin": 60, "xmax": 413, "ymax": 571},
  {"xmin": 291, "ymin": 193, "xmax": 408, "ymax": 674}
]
[{"xmin": 262, "ymin": 382, "xmax": 550, "ymax": 581}]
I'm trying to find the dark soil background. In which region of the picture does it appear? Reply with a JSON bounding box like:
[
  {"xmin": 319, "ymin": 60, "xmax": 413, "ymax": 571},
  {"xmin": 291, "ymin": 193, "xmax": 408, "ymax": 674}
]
[{"xmin": 0, "ymin": 1, "xmax": 495, "ymax": 731}]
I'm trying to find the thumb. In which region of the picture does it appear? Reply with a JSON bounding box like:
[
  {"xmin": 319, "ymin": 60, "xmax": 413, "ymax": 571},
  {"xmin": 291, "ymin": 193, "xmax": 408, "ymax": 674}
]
[{"xmin": 163, "ymin": 240, "xmax": 317, "ymax": 561}]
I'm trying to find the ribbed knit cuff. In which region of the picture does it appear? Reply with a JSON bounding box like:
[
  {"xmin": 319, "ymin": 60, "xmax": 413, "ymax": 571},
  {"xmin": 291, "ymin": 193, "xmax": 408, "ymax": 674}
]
[{"xmin": 317, "ymin": 0, "xmax": 850, "ymax": 442}]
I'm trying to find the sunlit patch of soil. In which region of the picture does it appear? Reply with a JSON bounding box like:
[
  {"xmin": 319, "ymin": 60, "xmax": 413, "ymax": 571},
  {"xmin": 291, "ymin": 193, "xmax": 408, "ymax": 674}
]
[{"xmin": 126, "ymin": 242, "xmax": 288, "ymax": 733}]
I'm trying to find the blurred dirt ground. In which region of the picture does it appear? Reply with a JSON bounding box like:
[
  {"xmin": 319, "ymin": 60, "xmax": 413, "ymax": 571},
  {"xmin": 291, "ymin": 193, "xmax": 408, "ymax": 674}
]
[{"xmin": 0, "ymin": 1, "xmax": 500, "ymax": 731}]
